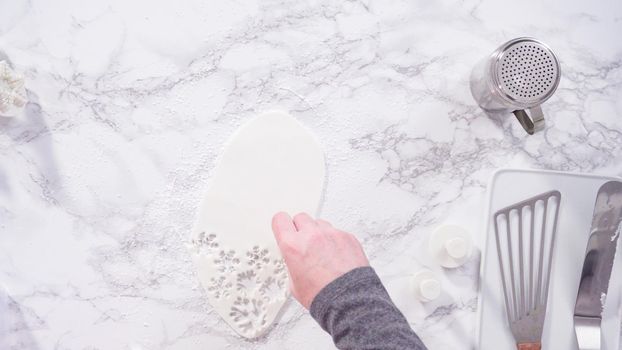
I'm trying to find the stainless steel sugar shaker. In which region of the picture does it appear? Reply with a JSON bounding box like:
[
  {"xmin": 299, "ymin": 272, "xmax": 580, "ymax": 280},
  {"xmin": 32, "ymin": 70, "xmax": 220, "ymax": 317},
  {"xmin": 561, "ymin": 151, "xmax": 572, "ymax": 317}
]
[{"xmin": 470, "ymin": 37, "xmax": 561, "ymax": 134}]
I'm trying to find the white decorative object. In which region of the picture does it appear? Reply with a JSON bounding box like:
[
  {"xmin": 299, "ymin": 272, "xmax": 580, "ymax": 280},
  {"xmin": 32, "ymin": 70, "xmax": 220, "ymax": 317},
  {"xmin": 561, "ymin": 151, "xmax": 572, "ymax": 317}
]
[
  {"xmin": 428, "ymin": 224, "xmax": 473, "ymax": 268},
  {"xmin": 412, "ymin": 269, "xmax": 441, "ymax": 302},
  {"xmin": 189, "ymin": 110, "xmax": 325, "ymax": 339},
  {"xmin": 0, "ymin": 61, "xmax": 26, "ymax": 117}
]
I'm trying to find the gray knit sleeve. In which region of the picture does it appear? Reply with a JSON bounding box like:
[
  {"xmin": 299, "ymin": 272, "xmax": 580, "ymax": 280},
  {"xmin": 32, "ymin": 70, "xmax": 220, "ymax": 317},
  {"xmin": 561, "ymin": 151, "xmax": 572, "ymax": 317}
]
[{"xmin": 309, "ymin": 266, "xmax": 428, "ymax": 350}]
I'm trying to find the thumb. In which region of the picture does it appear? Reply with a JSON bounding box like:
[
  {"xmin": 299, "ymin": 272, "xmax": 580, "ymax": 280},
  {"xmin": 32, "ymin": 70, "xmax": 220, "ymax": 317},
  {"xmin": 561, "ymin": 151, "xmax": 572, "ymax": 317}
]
[{"xmin": 271, "ymin": 212, "xmax": 296, "ymax": 245}]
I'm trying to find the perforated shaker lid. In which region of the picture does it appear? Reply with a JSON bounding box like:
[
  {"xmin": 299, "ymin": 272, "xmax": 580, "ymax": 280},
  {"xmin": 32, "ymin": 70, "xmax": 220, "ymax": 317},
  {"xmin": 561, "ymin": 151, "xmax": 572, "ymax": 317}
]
[{"xmin": 492, "ymin": 38, "xmax": 560, "ymax": 106}]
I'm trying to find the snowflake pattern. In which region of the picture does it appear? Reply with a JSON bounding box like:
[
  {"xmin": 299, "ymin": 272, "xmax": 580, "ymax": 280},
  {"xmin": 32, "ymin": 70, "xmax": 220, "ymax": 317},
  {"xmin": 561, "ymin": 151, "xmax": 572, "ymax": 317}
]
[
  {"xmin": 214, "ymin": 249, "xmax": 240, "ymax": 273},
  {"xmin": 236, "ymin": 269, "xmax": 262, "ymax": 295},
  {"xmin": 229, "ymin": 296, "xmax": 267, "ymax": 333},
  {"xmin": 193, "ymin": 240, "xmax": 289, "ymax": 338},
  {"xmin": 272, "ymin": 258, "xmax": 287, "ymax": 277},
  {"xmin": 259, "ymin": 276, "xmax": 286, "ymax": 302},
  {"xmin": 207, "ymin": 275, "xmax": 232, "ymax": 299},
  {"xmin": 190, "ymin": 231, "xmax": 219, "ymax": 256},
  {"xmin": 246, "ymin": 246, "xmax": 270, "ymax": 270}
]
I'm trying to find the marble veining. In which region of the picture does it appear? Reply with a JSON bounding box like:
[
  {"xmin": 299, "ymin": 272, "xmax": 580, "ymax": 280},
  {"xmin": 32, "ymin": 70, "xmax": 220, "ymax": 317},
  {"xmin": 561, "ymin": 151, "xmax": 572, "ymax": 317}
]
[{"xmin": 1, "ymin": 0, "xmax": 621, "ymax": 349}]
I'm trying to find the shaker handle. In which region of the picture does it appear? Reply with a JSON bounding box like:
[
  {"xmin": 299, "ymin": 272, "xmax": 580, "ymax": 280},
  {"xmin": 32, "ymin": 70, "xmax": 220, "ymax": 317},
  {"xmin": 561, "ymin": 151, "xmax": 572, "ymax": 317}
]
[{"xmin": 513, "ymin": 106, "xmax": 544, "ymax": 135}]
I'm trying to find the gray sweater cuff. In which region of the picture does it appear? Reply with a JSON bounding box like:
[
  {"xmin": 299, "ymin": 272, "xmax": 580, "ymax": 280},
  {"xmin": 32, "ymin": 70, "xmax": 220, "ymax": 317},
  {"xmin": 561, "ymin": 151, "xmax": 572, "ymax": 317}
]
[
  {"xmin": 310, "ymin": 266, "xmax": 380, "ymax": 321},
  {"xmin": 309, "ymin": 266, "xmax": 427, "ymax": 350}
]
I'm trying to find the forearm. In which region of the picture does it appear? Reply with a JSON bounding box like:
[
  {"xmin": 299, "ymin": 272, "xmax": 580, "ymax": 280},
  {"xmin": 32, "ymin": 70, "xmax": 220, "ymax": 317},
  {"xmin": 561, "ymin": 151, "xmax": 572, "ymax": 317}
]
[{"xmin": 310, "ymin": 267, "xmax": 428, "ymax": 350}]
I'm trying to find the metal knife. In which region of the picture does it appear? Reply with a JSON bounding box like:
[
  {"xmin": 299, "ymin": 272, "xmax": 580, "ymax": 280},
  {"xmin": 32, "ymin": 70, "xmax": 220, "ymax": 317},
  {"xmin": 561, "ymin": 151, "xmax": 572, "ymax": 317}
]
[{"xmin": 574, "ymin": 181, "xmax": 622, "ymax": 350}]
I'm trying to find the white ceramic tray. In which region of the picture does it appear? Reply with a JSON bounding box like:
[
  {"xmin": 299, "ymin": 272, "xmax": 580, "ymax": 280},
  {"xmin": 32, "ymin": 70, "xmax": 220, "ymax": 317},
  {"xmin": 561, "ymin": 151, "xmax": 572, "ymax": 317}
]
[{"xmin": 476, "ymin": 169, "xmax": 621, "ymax": 350}]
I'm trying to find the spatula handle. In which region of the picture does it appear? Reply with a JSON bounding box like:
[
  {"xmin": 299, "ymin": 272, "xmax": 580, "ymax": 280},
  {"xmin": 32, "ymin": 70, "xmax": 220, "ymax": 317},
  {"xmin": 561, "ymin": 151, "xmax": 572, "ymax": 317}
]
[{"xmin": 517, "ymin": 342, "xmax": 541, "ymax": 350}]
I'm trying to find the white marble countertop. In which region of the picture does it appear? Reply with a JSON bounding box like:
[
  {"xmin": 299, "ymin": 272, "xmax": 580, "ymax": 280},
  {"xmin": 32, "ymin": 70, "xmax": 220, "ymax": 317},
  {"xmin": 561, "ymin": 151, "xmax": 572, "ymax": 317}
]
[{"xmin": 1, "ymin": 0, "xmax": 621, "ymax": 349}]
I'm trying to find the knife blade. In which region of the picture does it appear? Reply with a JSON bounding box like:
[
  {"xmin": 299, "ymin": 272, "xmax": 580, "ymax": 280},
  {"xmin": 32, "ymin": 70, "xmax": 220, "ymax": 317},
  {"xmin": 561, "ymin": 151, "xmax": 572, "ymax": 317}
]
[{"xmin": 573, "ymin": 181, "xmax": 622, "ymax": 350}]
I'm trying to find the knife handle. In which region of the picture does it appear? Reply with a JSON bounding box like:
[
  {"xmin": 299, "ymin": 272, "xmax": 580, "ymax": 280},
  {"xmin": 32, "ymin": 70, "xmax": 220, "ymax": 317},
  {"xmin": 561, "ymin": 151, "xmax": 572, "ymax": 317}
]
[{"xmin": 517, "ymin": 342, "xmax": 541, "ymax": 350}]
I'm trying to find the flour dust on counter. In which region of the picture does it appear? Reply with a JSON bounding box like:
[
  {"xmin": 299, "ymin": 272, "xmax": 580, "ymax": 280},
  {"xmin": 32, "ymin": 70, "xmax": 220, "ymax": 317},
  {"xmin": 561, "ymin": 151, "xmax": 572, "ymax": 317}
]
[{"xmin": 188, "ymin": 110, "xmax": 326, "ymax": 339}]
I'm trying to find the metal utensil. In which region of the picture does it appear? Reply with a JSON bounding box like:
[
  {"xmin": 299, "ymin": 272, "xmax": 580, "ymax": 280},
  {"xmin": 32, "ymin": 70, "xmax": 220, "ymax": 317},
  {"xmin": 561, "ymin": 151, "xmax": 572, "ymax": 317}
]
[
  {"xmin": 574, "ymin": 181, "xmax": 622, "ymax": 350},
  {"xmin": 493, "ymin": 190, "xmax": 562, "ymax": 350},
  {"xmin": 470, "ymin": 37, "xmax": 561, "ymax": 134}
]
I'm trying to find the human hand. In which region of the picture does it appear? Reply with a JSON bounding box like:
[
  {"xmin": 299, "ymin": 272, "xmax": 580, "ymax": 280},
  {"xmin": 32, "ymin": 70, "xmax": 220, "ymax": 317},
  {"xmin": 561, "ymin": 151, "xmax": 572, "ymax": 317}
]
[{"xmin": 271, "ymin": 212, "xmax": 370, "ymax": 309}]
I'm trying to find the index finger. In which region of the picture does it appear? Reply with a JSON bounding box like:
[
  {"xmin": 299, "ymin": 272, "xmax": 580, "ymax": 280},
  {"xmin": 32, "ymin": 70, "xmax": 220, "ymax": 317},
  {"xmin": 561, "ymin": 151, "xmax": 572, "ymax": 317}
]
[{"xmin": 271, "ymin": 212, "xmax": 296, "ymax": 243}]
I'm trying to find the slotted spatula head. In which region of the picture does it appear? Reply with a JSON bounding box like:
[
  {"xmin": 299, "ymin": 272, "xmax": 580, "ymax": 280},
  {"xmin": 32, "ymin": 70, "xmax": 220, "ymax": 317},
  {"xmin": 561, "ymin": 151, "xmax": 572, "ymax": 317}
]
[{"xmin": 493, "ymin": 190, "xmax": 561, "ymax": 350}]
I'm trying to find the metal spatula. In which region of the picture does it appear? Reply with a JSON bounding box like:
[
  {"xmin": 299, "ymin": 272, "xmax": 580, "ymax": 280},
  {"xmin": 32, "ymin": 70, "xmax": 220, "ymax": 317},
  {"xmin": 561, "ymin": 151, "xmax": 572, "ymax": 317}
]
[
  {"xmin": 574, "ymin": 181, "xmax": 622, "ymax": 350},
  {"xmin": 493, "ymin": 190, "xmax": 562, "ymax": 350}
]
